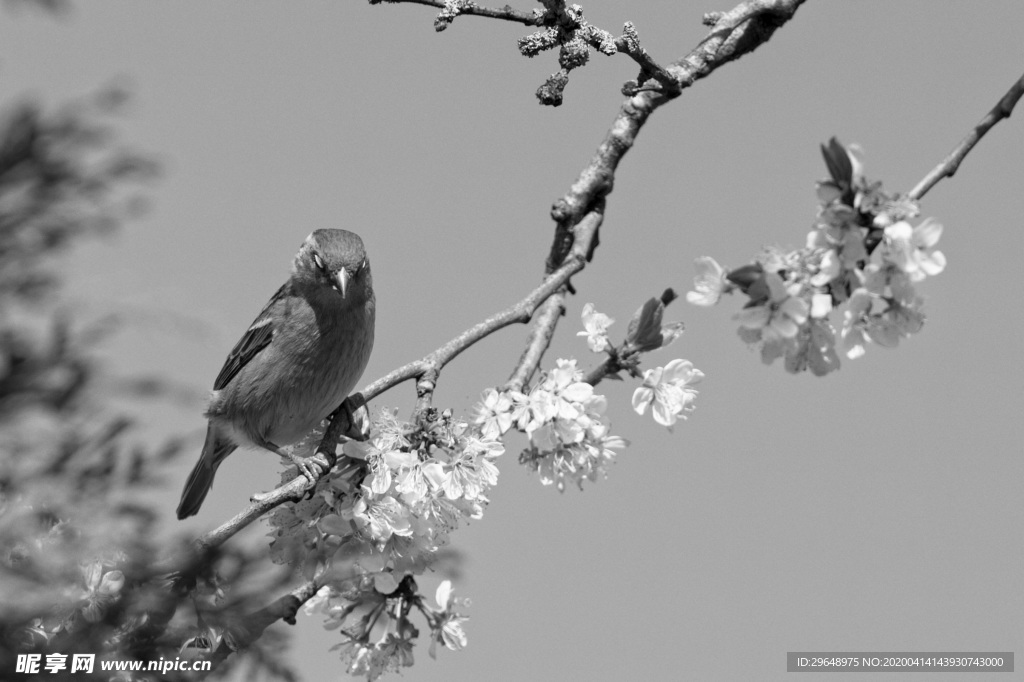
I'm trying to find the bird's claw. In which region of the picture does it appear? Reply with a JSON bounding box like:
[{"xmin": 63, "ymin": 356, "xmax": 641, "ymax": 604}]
[{"xmin": 288, "ymin": 451, "xmax": 330, "ymax": 486}]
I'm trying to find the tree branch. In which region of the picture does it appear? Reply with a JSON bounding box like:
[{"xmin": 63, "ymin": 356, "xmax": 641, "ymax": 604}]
[
  {"xmin": 200, "ymin": 580, "xmax": 320, "ymax": 676},
  {"xmin": 529, "ymin": 0, "xmax": 805, "ymax": 378},
  {"xmin": 909, "ymin": 71, "xmax": 1024, "ymax": 201},
  {"xmin": 547, "ymin": 0, "xmax": 805, "ymax": 268},
  {"xmin": 193, "ymin": 0, "xmax": 808, "ymax": 555},
  {"xmin": 194, "ymin": 474, "xmax": 320, "ymax": 550}
]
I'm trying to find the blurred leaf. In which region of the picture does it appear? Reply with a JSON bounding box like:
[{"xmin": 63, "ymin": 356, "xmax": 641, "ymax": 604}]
[
  {"xmin": 626, "ymin": 293, "xmax": 683, "ymax": 352},
  {"xmin": 626, "ymin": 297, "xmax": 663, "ymax": 351},
  {"xmin": 820, "ymin": 136, "xmax": 852, "ymax": 187},
  {"xmin": 725, "ymin": 263, "xmax": 762, "ymax": 287}
]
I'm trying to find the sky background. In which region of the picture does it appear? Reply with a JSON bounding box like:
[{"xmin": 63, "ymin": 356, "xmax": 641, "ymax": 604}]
[{"xmin": 2, "ymin": 1, "xmax": 1023, "ymax": 680}]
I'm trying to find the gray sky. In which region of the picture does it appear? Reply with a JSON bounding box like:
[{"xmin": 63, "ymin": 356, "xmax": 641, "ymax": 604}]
[{"xmin": 2, "ymin": 1, "xmax": 1022, "ymax": 680}]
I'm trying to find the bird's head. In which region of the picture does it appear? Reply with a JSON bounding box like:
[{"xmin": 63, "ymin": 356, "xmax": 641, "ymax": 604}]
[{"xmin": 294, "ymin": 229, "xmax": 371, "ymax": 300}]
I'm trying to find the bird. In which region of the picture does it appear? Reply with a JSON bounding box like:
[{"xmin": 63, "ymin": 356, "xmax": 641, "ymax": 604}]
[{"xmin": 176, "ymin": 229, "xmax": 375, "ymax": 519}]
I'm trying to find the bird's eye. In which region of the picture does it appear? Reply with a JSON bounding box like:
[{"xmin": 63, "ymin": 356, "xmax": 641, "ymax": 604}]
[
  {"xmin": 360, "ymin": 258, "xmax": 368, "ymax": 271},
  {"xmin": 313, "ymin": 254, "xmax": 325, "ymax": 271}
]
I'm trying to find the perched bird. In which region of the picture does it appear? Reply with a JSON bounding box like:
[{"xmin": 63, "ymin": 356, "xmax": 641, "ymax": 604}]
[{"xmin": 176, "ymin": 229, "xmax": 375, "ymax": 519}]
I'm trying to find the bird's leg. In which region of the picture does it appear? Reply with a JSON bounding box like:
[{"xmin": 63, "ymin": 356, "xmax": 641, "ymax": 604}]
[
  {"xmin": 331, "ymin": 399, "xmax": 371, "ymax": 442},
  {"xmin": 256, "ymin": 438, "xmax": 331, "ymax": 485}
]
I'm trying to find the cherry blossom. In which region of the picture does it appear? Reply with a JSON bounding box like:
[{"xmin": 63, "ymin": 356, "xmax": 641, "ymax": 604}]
[{"xmin": 631, "ymin": 359, "xmax": 703, "ymax": 429}]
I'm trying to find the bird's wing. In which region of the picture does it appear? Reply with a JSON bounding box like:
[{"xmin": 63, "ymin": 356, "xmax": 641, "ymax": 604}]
[{"xmin": 212, "ymin": 283, "xmax": 286, "ymax": 390}]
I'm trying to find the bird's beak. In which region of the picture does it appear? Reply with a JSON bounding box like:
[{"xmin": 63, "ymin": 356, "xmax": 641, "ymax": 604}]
[{"xmin": 335, "ymin": 268, "xmax": 349, "ymax": 298}]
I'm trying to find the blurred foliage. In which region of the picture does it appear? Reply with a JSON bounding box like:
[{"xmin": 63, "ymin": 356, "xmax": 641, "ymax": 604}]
[
  {"xmin": 0, "ymin": 89, "xmax": 156, "ymax": 306},
  {"xmin": 0, "ymin": 5, "xmax": 470, "ymax": 678},
  {"xmin": 1, "ymin": 0, "xmax": 69, "ymax": 14},
  {"xmin": 0, "ymin": 79, "xmax": 297, "ymax": 681}
]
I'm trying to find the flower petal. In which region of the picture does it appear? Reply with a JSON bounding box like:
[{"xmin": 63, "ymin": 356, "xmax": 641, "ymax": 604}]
[
  {"xmin": 631, "ymin": 386, "xmax": 652, "ymax": 415},
  {"xmin": 810, "ymin": 293, "xmax": 832, "ymax": 319},
  {"xmin": 884, "ymin": 221, "xmax": 913, "ymax": 241},
  {"xmin": 735, "ymin": 305, "xmax": 771, "ymax": 329},
  {"xmin": 661, "ymin": 359, "xmax": 694, "ymax": 385},
  {"xmin": 919, "ymin": 250, "xmax": 946, "ymax": 276},
  {"xmin": 779, "ymin": 296, "xmax": 809, "ymax": 324},
  {"xmin": 913, "ymin": 218, "xmax": 943, "ymax": 248},
  {"xmin": 435, "ymin": 580, "xmax": 454, "ymax": 610},
  {"xmin": 769, "ymin": 314, "xmax": 799, "ymax": 339},
  {"xmin": 651, "ymin": 398, "xmax": 677, "ymax": 427},
  {"xmin": 764, "ymin": 272, "xmax": 789, "ymax": 302},
  {"xmin": 686, "ymin": 256, "xmax": 726, "ymax": 307},
  {"xmin": 560, "ymin": 381, "xmax": 594, "ymax": 403}
]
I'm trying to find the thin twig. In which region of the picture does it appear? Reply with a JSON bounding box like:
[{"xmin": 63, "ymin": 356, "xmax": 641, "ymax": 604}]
[
  {"xmin": 506, "ymin": 294, "xmax": 565, "ymax": 392},
  {"xmin": 581, "ymin": 356, "xmax": 617, "ymax": 387},
  {"xmin": 614, "ymin": 23, "xmax": 681, "ymax": 95},
  {"xmin": 507, "ymin": 207, "xmax": 603, "ymax": 389},
  {"xmin": 374, "ymin": 0, "xmax": 542, "ymax": 28},
  {"xmin": 909, "ymin": 71, "xmax": 1024, "ymax": 201}
]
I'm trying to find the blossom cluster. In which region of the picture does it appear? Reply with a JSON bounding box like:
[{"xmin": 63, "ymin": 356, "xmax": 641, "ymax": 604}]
[
  {"xmin": 686, "ymin": 138, "xmax": 946, "ymax": 375},
  {"xmin": 269, "ymin": 409, "xmax": 500, "ymax": 568},
  {"xmin": 266, "ymin": 409, "xmax": 498, "ymax": 678},
  {"xmin": 302, "ymin": 577, "xmax": 468, "ymax": 681},
  {"xmin": 579, "ymin": 302, "xmax": 702, "ymax": 429},
  {"xmin": 474, "ymin": 359, "xmax": 626, "ymax": 492},
  {"xmin": 476, "ymin": 300, "xmax": 703, "ymax": 493},
  {"xmin": 262, "ymin": 296, "xmax": 703, "ymax": 677}
]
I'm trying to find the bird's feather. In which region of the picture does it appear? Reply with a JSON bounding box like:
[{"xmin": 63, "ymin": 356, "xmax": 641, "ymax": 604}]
[
  {"xmin": 212, "ymin": 284, "xmax": 285, "ymax": 390},
  {"xmin": 176, "ymin": 422, "xmax": 238, "ymax": 519}
]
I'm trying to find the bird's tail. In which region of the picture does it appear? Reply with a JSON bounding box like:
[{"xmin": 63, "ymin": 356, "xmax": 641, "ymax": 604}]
[{"xmin": 176, "ymin": 424, "xmax": 237, "ymax": 519}]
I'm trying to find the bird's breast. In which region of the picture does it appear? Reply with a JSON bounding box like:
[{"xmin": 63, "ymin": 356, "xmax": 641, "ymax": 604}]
[{"xmin": 216, "ymin": 297, "xmax": 375, "ymax": 448}]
